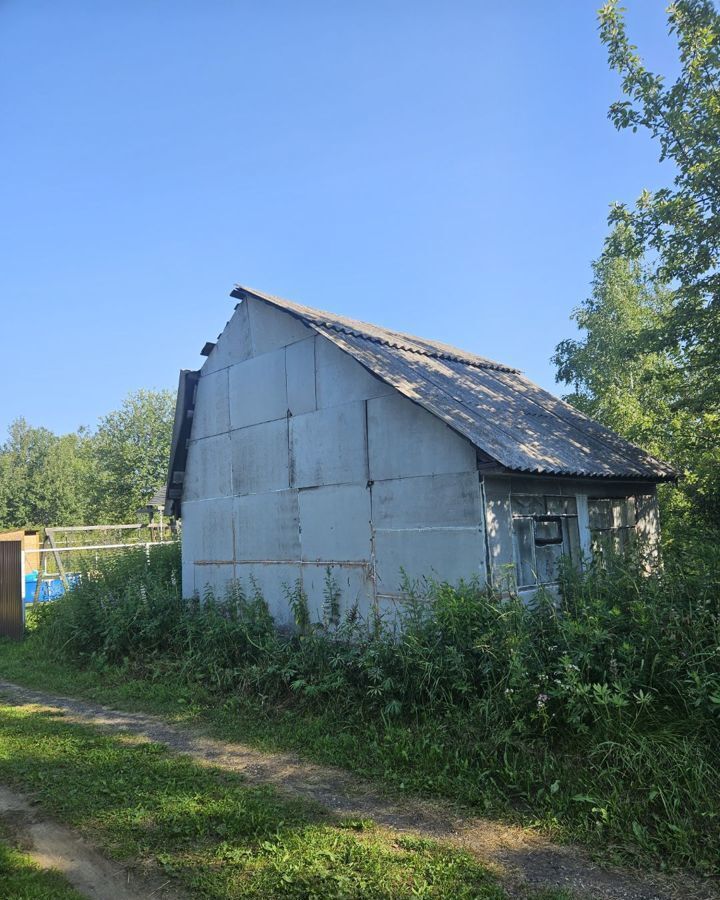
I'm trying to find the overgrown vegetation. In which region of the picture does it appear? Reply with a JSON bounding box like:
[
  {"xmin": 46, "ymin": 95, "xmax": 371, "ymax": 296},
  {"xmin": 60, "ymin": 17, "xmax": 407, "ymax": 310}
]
[
  {"xmin": 0, "ymin": 704, "xmax": 517, "ymax": 899},
  {"xmin": 16, "ymin": 541, "xmax": 720, "ymax": 876}
]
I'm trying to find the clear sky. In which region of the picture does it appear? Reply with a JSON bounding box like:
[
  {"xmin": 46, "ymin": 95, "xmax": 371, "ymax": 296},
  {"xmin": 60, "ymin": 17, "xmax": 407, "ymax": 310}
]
[{"xmin": 0, "ymin": 1, "xmax": 678, "ymax": 440}]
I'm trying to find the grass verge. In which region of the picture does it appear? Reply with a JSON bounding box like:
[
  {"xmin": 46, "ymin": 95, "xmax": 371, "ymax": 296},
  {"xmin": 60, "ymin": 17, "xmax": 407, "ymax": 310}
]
[
  {"xmin": 3, "ymin": 539, "xmax": 718, "ymax": 879},
  {"xmin": 0, "ymin": 700, "xmax": 568, "ymax": 899},
  {"xmin": 0, "ymin": 823, "xmax": 83, "ymax": 899}
]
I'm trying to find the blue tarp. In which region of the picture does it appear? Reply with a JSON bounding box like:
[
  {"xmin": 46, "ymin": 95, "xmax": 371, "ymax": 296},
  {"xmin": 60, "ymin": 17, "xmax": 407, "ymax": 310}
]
[{"xmin": 24, "ymin": 571, "xmax": 80, "ymax": 604}]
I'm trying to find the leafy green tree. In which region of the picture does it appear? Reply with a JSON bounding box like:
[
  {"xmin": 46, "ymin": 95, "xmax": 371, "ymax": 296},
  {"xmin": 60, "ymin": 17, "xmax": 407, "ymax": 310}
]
[
  {"xmin": 0, "ymin": 390, "xmax": 174, "ymax": 530},
  {"xmin": 599, "ymin": 0, "xmax": 720, "ymax": 414},
  {"xmin": 0, "ymin": 420, "xmax": 93, "ymax": 529},
  {"xmin": 39, "ymin": 431, "xmax": 96, "ymax": 526},
  {"xmin": 554, "ymin": 232, "xmax": 720, "ymax": 530},
  {"xmin": 89, "ymin": 389, "xmax": 175, "ymax": 523}
]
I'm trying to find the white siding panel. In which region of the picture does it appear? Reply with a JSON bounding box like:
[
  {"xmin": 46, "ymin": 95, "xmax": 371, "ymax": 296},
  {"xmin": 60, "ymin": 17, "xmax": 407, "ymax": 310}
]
[
  {"xmin": 290, "ymin": 401, "xmax": 367, "ymax": 488},
  {"xmin": 231, "ymin": 419, "xmax": 289, "ymax": 496},
  {"xmin": 234, "ymin": 490, "xmax": 300, "ymax": 561},
  {"xmin": 367, "ymin": 393, "xmax": 476, "ymax": 481},
  {"xmin": 229, "ymin": 349, "xmax": 288, "ymax": 430},
  {"xmin": 192, "ymin": 369, "xmax": 230, "ymax": 440},
  {"xmin": 183, "ymin": 434, "xmax": 232, "ymax": 501},
  {"xmin": 286, "ymin": 337, "xmax": 317, "ymax": 416},
  {"xmin": 299, "ymin": 484, "xmax": 371, "ymax": 562}
]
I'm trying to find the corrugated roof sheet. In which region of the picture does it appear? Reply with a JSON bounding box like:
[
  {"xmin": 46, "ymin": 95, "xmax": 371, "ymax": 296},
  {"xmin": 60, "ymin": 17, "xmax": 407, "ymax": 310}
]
[
  {"xmin": 149, "ymin": 487, "xmax": 167, "ymax": 507},
  {"xmin": 231, "ymin": 285, "xmax": 677, "ymax": 482}
]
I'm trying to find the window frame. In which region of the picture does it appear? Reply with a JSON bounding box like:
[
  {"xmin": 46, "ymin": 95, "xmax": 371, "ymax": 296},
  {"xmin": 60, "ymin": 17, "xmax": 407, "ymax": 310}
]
[{"xmin": 510, "ymin": 494, "xmax": 581, "ymax": 590}]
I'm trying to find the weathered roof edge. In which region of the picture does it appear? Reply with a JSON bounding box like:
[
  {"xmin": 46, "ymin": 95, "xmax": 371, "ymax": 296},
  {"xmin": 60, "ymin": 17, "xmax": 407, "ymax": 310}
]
[
  {"xmin": 231, "ymin": 285, "xmax": 677, "ymax": 484},
  {"xmin": 231, "ymin": 285, "xmax": 519, "ymax": 373},
  {"xmin": 320, "ymin": 325, "xmax": 677, "ymax": 483},
  {"xmin": 165, "ymin": 368, "xmax": 200, "ymax": 518}
]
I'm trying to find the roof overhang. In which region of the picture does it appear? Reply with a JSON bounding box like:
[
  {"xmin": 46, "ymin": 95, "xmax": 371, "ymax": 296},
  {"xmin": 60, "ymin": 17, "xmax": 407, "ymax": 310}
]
[{"xmin": 165, "ymin": 368, "xmax": 200, "ymax": 518}]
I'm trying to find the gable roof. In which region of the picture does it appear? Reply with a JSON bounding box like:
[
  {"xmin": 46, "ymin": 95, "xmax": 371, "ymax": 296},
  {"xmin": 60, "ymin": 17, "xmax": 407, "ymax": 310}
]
[{"xmin": 231, "ymin": 285, "xmax": 677, "ymax": 483}]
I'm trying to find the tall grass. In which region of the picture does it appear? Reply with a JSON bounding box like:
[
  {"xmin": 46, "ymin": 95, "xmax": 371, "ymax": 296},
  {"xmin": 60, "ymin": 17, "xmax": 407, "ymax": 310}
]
[{"xmin": 28, "ymin": 541, "xmax": 720, "ymax": 874}]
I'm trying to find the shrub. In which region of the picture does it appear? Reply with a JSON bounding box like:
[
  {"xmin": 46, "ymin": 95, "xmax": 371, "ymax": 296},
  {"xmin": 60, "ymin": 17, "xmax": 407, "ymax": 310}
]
[{"xmin": 28, "ymin": 539, "xmax": 720, "ymax": 873}]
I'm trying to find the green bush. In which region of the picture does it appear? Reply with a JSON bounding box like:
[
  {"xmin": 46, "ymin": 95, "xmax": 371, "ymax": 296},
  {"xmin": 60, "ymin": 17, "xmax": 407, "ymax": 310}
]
[{"xmin": 29, "ymin": 540, "xmax": 720, "ymax": 873}]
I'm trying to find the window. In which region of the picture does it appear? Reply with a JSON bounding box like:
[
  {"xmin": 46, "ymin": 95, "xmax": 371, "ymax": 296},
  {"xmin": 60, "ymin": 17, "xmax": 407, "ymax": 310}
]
[
  {"xmin": 588, "ymin": 497, "xmax": 636, "ymax": 556},
  {"xmin": 510, "ymin": 495, "xmax": 581, "ymax": 589}
]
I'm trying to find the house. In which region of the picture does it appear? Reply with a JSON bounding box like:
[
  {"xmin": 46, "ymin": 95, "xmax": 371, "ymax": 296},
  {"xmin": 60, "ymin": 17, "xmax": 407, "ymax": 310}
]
[{"xmin": 166, "ymin": 286, "xmax": 676, "ymax": 625}]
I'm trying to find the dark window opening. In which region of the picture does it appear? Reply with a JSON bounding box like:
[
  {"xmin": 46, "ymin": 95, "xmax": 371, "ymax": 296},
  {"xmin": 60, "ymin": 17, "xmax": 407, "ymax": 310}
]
[
  {"xmin": 511, "ymin": 495, "xmax": 580, "ymax": 589},
  {"xmin": 533, "ymin": 516, "xmax": 563, "ymax": 545}
]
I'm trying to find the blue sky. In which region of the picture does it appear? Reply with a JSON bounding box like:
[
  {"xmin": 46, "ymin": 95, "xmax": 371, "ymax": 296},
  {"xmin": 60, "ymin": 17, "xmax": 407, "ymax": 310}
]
[{"xmin": 0, "ymin": 1, "xmax": 678, "ymax": 439}]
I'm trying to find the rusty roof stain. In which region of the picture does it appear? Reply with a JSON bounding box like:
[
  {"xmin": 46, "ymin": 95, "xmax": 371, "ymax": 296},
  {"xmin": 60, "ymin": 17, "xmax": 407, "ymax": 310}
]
[{"xmin": 230, "ymin": 285, "xmax": 677, "ymax": 482}]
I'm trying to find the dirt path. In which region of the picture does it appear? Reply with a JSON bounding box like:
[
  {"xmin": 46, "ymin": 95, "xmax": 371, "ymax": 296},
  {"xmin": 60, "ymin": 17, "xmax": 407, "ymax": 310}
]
[
  {"xmin": 0, "ymin": 679, "xmax": 715, "ymax": 900},
  {"xmin": 0, "ymin": 784, "xmax": 180, "ymax": 899}
]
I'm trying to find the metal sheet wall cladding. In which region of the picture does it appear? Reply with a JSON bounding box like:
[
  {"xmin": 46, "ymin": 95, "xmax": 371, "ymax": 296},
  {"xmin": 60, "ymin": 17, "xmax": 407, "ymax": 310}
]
[{"xmin": 166, "ymin": 286, "xmax": 675, "ymax": 616}]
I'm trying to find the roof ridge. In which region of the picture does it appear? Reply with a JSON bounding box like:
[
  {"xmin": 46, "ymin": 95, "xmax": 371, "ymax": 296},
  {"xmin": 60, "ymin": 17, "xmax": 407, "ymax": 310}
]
[
  {"xmin": 316, "ymin": 321, "xmax": 517, "ymax": 371},
  {"xmin": 231, "ymin": 285, "xmax": 519, "ymax": 373}
]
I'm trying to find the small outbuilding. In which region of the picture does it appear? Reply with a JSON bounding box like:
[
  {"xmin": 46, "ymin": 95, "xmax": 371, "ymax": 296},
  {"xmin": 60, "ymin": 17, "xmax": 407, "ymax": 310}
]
[{"xmin": 166, "ymin": 286, "xmax": 676, "ymax": 624}]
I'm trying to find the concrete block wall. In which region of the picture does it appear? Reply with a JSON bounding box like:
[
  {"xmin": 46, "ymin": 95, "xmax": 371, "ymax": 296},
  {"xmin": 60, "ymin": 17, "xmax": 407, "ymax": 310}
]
[{"xmin": 182, "ymin": 297, "xmax": 488, "ymax": 623}]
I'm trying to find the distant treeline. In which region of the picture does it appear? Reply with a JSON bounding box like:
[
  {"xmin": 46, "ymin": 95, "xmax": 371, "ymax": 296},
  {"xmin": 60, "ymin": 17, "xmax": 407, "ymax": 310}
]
[{"xmin": 0, "ymin": 390, "xmax": 174, "ymax": 529}]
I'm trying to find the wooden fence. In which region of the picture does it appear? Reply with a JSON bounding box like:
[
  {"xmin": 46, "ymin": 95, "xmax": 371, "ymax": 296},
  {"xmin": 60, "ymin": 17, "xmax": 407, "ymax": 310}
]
[{"xmin": 0, "ymin": 540, "xmax": 23, "ymax": 640}]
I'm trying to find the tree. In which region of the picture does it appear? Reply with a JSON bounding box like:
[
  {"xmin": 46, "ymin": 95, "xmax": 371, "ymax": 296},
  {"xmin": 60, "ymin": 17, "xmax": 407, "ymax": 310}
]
[
  {"xmin": 39, "ymin": 431, "xmax": 96, "ymax": 526},
  {"xmin": 89, "ymin": 389, "xmax": 175, "ymax": 523},
  {"xmin": 0, "ymin": 390, "xmax": 174, "ymax": 530},
  {"xmin": 0, "ymin": 420, "xmax": 94, "ymax": 529},
  {"xmin": 554, "ymin": 231, "xmax": 720, "ymax": 531},
  {"xmin": 599, "ymin": 0, "xmax": 720, "ymax": 414}
]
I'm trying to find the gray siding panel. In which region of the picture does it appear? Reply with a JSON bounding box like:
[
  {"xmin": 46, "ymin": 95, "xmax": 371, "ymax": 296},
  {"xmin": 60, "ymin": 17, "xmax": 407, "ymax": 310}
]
[
  {"xmin": 230, "ymin": 419, "xmax": 290, "ymax": 495},
  {"xmin": 299, "ymin": 484, "xmax": 371, "ymax": 562},
  {"xmin": 303, "ymin": 565, "xmax": 373, "ymax": 622},
  {"xmin": 247, "ymin": 296, "xmax": 313, "ymax": 355},
  {"xmin": 232, "ymin": 563, "xmax": 300, "ymax": 627},
  {"xmin": 374, "ymin": 528, "xmax": 485, "ymax": 594},
  {"xmin": 483, "ymin": 476, "xmax": 515, "ymax": 585},
  {"xmin": 201, "ymin": 301, "xmax": 252, "ymax": 376},
  {"xmin": 192, "ymin": 369, "xmax": 230, "ymax": 440},
  {"xmin": 192, "ymin": 563, "xmax": 236, "ymax": 599},
  {"xmin": 234, "ymin": 490, "xmax": 301, "ymax": 562},
  {"xmin": 371, "ymin": 472, "xmax": 482, "ymax": 529},
  {"xmin": 229, "ymin": 349, "xmax": 288, "ymax": 430},
  {"xmin": 183, "ymin": 434, "xmax": 232, "ymax": 501},
  {"xmin": 286, "ymin": 337, "xmax": 317, "ymax": 416},
  {"xmin": 367, "ymin": 393, "xmax": 476, "ymax": 481},
  {"xmin": 315, "ymin": 337, "xmax": 392, "ymax": 409},
  {"xmin": 182, "ymin": 497, "xmax": 234, "ymax": 563},
  {"xmin": 290, "ymin": 401, "xmax": 368, "ymax": 489}
]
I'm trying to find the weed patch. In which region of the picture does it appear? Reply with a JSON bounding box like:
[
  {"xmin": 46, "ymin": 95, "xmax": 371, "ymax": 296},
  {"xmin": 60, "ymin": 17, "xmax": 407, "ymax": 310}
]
[{"xmin": 8, "ymin": 540, "xmax": 720, "ymax": 876}]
